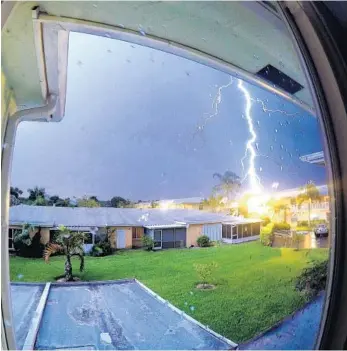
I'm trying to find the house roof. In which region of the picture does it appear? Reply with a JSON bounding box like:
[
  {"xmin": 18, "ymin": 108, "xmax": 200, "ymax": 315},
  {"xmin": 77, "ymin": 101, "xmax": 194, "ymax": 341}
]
[
  {"xmin": 9, "ymin": 205, "xmax": 259, "ymax": 229},
  {"xmin": 157, "ymin": 197, "xmax": 205, "ymax": 205}
]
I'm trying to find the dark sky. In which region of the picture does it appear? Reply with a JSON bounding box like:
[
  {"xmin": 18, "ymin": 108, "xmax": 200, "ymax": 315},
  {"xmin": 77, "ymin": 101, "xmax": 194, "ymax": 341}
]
[{"xmin": 11, "ymin": 32, "xmax": 327, "ymax": 201}]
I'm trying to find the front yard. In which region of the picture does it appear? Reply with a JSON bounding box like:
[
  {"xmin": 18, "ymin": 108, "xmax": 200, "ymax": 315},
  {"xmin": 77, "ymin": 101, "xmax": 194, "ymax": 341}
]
[{"xmin": 10, "ymin": 242, "xmax": 328, "ymax": 343}]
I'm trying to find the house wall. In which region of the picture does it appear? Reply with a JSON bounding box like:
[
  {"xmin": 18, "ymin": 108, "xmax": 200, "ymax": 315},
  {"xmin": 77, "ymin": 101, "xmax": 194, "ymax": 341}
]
[{"xmin": 186, "ymin": 224, "xmax": 203, "ymax": 247}]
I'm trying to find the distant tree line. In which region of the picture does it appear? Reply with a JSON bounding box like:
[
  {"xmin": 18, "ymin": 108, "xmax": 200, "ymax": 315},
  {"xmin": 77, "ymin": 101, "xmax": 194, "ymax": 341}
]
[{"xmin": 10, "ymin": 186, "xmax": 135, "ymax": 208}]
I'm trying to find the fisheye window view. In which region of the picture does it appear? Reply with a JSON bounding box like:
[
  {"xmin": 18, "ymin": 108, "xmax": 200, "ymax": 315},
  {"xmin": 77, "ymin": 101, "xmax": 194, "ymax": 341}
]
[{"xmin": 3, "ymin": 1, "xmax": 344, "ymax": 351}]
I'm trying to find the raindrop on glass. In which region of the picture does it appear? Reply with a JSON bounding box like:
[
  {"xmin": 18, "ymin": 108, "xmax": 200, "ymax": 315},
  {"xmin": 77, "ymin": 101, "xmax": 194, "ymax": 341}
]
[
  {"xmin": 190, "ymin": 291, "xmax": 194, "ymax": 295},
  {"xmin": 253, "ymin": 54, "xmax": 259, "ymax": 60},
  {"xmin": 279, "ymin": 61, "xmax": 284, "ymax": 68},
  {"xmin": 280, "ymin": 145, "xmax": 284, "ymax": 149},
  {"xmin": 270, "ymin": 145, "xmax": 274, "ymax": 151},
  {"xmin": 118, "ymin": 24, "xmax": 125, "ymax": 28},
  {"xmin": 138, "ymin": 27, "xmax": 146, "ymax": 36},
  {"xmin": 255, "ymin": 143, "xmax": 259, "ymax": 150},
  {"xmin": 184, "ymin": 302, "xmax": 188, "ymax": 306},
  {"xmin": 259, "ymin": 167, "xmax": 263, "ymax": 172},
  {"xmin": 92, "ymin": 4, "xmax": 98, "ymax": 8},
  {"xmin": 2, "ymin": 143, "xmax": 8, "ymax": 149},
  {"xmin": 275, "ymin": 129, "xmax": 278, "ymax": 133},
  {"xmin": 257, "ymin": 120, "xmax": 260, "ymax": 125},
  {"xmin": 4, "ymin": 320, "xmax": 11, "ymax": 327},
  {"xmin": 105, "ymin": 33, "xmax": 111, "ymax": 38},
  {"xmin": 190, "ymin": 306, "xmax": 195, "ymax": 312},
  {"xmin": 17, "ymin": 274, "xmax": 24, "ymax": 279}
]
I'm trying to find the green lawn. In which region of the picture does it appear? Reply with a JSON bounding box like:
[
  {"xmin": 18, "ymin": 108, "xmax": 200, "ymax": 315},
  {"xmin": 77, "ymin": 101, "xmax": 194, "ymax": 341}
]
[{"xmin": 10, "ymin": 242, "xmax": 328, "ymax": 343}]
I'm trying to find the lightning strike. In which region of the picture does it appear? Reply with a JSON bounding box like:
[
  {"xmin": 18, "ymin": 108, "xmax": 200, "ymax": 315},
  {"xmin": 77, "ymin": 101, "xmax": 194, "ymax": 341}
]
[
  {"xmin": 252, "ymin": 98, "xmax": 300, "ymax": 117},
  {"xmin": 192, "ymin": 76, "xmax": 233, "ymax": 144},
  {"xmin": 238, "ymin": 80, "xmax": 262, "ymax": 194}
]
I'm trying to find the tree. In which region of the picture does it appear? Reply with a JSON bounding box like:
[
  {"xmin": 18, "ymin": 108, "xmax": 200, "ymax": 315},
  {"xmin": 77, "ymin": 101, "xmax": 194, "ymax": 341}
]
[
  {"xmin": 267, "ymin": 198, "xmax": 290, "ymax": 223},
  {"xmin": 44, "ymin": 225, "xmax": 86, "ymax": 281},
  {"xmin": 110, "ymin": 196, "xmax": 130, "ymax": 208},
  {"xmin": 77, "ymin": 196, "xmax": 100, "ymax": 208},
  {"xmin": 296, "ymin": 181, "xmax": 321, "ymax": 227},
  {"xmin": 150, "ymin": 201, "xmax": 159, "ymax": 209},
  {"xmin": 89, "ymin": 195, "xmax": 99, "ymax": 202},
  {"xmin": 201, "ymin": 195, "xmax": 225, "ymax": 212},
  {"xmin": 10, "ymin": 186, "xmax": 23, "ymax": 199},
  {"xmin": 213, "ymin": 171, "xmax": 241, "ymax": 202},
  {"xmin": 34, "ymin": 196, "xmax": 47, "ymax": 206},
  {"xmin": 28, "ymin": 187, "xmax": 46, "ymax": 201}
]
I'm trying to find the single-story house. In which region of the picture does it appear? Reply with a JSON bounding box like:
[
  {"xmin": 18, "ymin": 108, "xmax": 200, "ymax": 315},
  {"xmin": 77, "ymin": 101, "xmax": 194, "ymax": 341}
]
[{"xmin": 9, "ymin": 205, "xmax": 262, "ymax": 253}]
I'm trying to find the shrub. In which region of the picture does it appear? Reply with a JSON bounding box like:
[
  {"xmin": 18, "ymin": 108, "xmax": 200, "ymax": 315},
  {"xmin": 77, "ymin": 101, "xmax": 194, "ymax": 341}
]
[
  {"xmin": 194, "ymin": 261, "xmax": 218, "ymax": 285},
  {"xmin": 260, "ymin": 216, "xmax": 271, "ymax": 226},
  {"xmin": 197, "ymin": 235, "xmax": 211, "ymax": 247},
  {"xmin": 273, "ymin": 222, "xmax": 291, "ymax": 231},
  {"xmin": 296, "ymin": 260, "xmax": 328, "ymax": 298},
  {"xmin": 260, "ymin": 223, "xmax": 274, "ymax": 246},
  {"xmin": 90, "ymin": 241, "xmax": 113, "ymax": 257},
  {"xmin": 141, "ymin": 235, "xmax": 154, "ymax": 251},
  {"xmin": 14, "ymin": 224, "xmax": 44, "ymax": 258},
  {"xmin": 297, "ymin": 220, "xmax": 309, "ymax": 227},
  {"xmin": 295, "ymin": 226, "xmax": 311, "ymax": 232}
]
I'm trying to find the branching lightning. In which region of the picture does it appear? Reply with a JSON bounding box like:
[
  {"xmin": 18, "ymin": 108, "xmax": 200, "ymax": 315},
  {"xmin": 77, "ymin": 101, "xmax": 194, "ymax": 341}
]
[
  {"xmin": 192, "ymin": 76, "xmax": 233, "ymax": 144},
  {"xmin": 238, "ymin": 80, "xmax": 262, "ymax": 194},
  {"xmin": 252, "ymin": 98, "xmax": 300, "ymax": 117}
]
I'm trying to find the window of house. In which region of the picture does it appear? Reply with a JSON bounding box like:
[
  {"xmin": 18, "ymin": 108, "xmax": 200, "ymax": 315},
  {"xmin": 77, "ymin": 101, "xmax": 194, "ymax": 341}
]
[
  {"xmin": 132, "ymin": 227, "xmax": 142, "ymax": 239},
  {"xmin": 83, "ymin": 232, "xmax": 93, "ymax": 245}
]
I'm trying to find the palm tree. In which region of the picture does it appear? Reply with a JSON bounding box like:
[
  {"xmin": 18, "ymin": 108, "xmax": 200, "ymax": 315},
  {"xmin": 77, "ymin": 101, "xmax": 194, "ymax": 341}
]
[
  {"xmin": 44, "ymin": 225, "xmax": 86, "ymax": 281},
  {"xmin": 213, "ymin": 171, "xmax": 241, "ymax": 202},
  {"xmin": 296, "ymin": 181, "xmax": 321, "ymax": 227}
]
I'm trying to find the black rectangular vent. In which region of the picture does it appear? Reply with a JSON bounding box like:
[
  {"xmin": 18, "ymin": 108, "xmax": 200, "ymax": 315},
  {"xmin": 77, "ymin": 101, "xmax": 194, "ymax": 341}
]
[{"xmin": 256, "ymin": 64, "xmax": 304, "ymax": 95}]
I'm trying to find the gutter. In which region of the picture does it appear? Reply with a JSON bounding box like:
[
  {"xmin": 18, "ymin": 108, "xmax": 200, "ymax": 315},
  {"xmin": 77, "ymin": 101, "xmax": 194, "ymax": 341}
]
[{"xmin": 1, "ymin": 95, "xmax": 58, "ymax": 350}]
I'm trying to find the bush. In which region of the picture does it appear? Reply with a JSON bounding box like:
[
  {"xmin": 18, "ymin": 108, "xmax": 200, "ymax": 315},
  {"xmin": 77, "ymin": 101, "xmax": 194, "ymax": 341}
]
[
  {"xmin": 295, "ymin": 226, "xmax": 311, "ymax": 232},
  {"xmin": 260, "ymin": 216, "xmax": 271, "ymax": 226},
  {"xmin": 197, "ymin": 235, "xmax": 211, "ymax": 247},
  {"xmin": 14, "ymin": 224, "xmax": 44, "ymax": 258},
  {"xmin": 273, "ymin": 222, "xmax": 291, "ymax": 231},
  {"xmin": 194, "ymin": 261, "xmax": 218, "ymax": 285},
  {"xmin": 141, "ymin": 235, "xmax": 154, "ymax": 251},
  {"xmin": 260, "ymin": 223, "xmax": 274, "ymax": 246},
  {"xmin": 297, "ymin": 220, "xmax": 309, "ymax": 227},
  {"xmin": 90, "ymin": 241, "xmax": 113, "ymax": 257},
  {"xmin": 296, "ymin": 260, "xmax": 328, "ymax": 298}
]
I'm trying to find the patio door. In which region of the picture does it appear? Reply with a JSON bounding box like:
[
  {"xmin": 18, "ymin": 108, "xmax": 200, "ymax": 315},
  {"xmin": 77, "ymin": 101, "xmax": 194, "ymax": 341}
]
[{"xmin": 153, "ymin": 230, "xmax": 162, "ymax": 249}]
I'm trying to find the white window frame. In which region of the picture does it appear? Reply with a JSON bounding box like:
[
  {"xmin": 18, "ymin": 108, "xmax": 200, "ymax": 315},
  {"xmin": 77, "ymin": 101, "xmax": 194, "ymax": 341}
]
[{"xmin": 8, "ymin": 229, "xmax": 15, "ymax": 251}]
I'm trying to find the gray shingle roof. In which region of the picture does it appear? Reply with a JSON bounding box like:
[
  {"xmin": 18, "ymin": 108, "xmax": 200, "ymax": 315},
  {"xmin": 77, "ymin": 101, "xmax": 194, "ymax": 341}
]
[{"xmin": 9, "ymin": 205, "xmax": 253, "ymax": 228}]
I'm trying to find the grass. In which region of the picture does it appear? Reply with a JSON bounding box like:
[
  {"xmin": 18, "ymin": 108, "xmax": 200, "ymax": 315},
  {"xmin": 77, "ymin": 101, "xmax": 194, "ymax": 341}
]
[{"xmin": 10, "ymin": 242, "xmax": 328, "ymax": 343}]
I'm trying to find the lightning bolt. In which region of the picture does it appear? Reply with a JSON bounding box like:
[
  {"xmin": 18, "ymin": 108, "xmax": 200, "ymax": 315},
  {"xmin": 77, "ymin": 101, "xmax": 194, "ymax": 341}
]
[
  {"xmin": 192, "ymin": 76, "xmax": 233, "ymax": 145},
  {"xmin": 238, "ymin": 80, "xmax": 262, "ymax": 194},
  {"xmin": 252, "ymin": 98, "xmax": 300, "ymax": 117}
]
